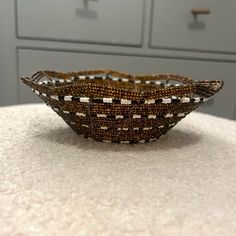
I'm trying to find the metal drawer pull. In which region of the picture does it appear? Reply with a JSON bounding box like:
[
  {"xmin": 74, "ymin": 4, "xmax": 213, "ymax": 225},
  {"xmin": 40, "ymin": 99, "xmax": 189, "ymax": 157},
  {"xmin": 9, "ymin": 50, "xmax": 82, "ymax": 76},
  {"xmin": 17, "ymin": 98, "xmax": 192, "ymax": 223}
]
[{"xmin": 191, "ymin": 9, "xmax": 211, "ymax": 15}]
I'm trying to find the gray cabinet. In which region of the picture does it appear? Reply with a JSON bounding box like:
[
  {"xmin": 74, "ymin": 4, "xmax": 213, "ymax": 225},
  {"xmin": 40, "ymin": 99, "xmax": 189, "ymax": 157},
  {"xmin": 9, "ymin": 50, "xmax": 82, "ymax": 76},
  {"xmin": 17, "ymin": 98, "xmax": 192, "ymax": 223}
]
[
  {"xmin": 17, "ymin": 0, "xmax": 145, "ymax": 46},
  {"xmin": 150, "ymin": 0, "xmax": 236, "ymax": 53},
  {"xmin": 19, "ymin": 49, "xmax": 236, "ymax": 119},
  {"xmin": 0, "ymin": 0, "xmax": 236, "ymax": 120}
]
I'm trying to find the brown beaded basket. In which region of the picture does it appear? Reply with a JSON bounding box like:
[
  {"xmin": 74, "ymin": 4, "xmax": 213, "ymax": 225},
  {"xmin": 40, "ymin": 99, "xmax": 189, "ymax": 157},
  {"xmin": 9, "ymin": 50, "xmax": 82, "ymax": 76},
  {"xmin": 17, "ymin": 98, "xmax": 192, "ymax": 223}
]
[{"xmin": 20, "ymin": 70, "xmax": 223, "ymax": 144}]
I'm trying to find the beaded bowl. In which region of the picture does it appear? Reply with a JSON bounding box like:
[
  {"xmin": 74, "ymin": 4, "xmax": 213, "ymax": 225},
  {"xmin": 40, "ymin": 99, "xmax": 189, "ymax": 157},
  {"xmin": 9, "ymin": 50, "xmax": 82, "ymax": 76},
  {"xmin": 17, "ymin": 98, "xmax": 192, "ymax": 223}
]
[{"xmin": 20, "ymin": 70, "xmax": 223, "ymax": 144}]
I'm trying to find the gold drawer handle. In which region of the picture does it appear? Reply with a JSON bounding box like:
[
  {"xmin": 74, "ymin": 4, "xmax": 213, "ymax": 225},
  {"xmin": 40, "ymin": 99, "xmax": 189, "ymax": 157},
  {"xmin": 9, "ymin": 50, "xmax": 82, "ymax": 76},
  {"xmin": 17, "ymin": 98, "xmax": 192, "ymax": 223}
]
[{"xmin": 191, "ymin": 9, "xmax": 211, "ymax": 15}]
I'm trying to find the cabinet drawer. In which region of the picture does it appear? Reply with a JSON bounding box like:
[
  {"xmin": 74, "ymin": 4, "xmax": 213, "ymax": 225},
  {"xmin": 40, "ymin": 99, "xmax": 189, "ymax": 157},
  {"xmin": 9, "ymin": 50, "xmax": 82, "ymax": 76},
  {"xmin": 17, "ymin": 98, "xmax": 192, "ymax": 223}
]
[
  {"xmin": 16, "ymin": 0, "xmax": 144, "ymax": 46},
  {"xmin": 150, "ymin": 0, "xmax": 236, "ymax": 53},
  {"xmin": 18, "ymin": 49, "xmax": 236, "ymax": 119}
]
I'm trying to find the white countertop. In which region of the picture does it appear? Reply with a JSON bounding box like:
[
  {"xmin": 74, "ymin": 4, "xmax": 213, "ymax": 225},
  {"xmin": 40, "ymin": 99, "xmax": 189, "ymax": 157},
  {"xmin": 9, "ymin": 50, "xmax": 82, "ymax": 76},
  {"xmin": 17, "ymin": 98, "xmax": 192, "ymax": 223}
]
[{"xmin": 0, "ymin": 104, "xmax": 236, "ymax": 236}]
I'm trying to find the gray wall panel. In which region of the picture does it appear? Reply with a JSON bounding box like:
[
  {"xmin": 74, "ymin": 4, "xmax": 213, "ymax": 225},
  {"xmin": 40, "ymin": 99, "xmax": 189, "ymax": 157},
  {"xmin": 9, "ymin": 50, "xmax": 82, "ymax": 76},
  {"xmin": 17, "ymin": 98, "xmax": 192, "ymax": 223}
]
[
  {"xmin": 17, "ymin": 0, "xmax": 145, "ymax": 46},
  {"xmin": 18, "ymin": 48, "xmax": 236, "ymax": 119},
  {"xmin": 150, "ymin": 0, "xmax": 236, "ymax": 54}
]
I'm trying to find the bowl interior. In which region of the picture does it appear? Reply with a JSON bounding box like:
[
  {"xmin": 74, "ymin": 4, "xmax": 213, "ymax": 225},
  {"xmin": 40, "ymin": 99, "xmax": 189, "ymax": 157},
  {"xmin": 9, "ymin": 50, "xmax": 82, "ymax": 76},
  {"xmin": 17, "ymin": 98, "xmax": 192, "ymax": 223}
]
[{"xmin": 38, "ymin": 72, "xmax": 191, "ymax": 93}]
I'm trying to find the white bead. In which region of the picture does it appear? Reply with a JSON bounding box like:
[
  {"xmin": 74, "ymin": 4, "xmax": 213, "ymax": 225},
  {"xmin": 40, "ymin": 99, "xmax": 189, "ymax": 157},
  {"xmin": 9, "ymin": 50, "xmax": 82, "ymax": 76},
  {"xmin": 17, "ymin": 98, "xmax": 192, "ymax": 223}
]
[
  {"xmin": 145, "ymin": 100, "xmax": 155, "ymax": 104},
  {"xmin": 50, "ymin": 95, "xmax": 59, "ymax": 100},
  {"xmin": 154, "ymin": 81, "xmax": 161, "ymax": 85},
  {"xmin": 80, "ymin": 97, "xmax": 90, "ymax": 103},
  {"xmin": 134, "ymin": 80, "xmax": 141, "ymax": 84},
  {"xmin": 149, "ymin": 138, "xmax": 156, "ymax": 142},
  {"xmin": 165, "ymin": 113, "xmax": 173, "ymax": 118},
  {"xmin": 148, "ymin": 114, "xmax": 156, "ymax": 119},
  {"xmin": 115, "ymin": 115, "xmax": 124, "ymax": 119},
  {"xmin": 133, "ymin": 114, "xmax": 141, "ymax": 119},
  {"xmin": 181, "ymin": 97, "xmax": 190, "ymax": 103},
  {"xmin": 103, "ymin": 98, "xmax": 113, "ymax": 103},
  {"xmin": 76, "ymin": 112, "xmax": 86, "ymax": 117},
  {"xmin": 64, "ymin": 96, "xmax": 72, "ymax": 101},
  {"xmin": 162, "ymin": 98, "xmax": 172, "ymax": 104},
  {"xmin": 97, "ymin": 114, "xmax": 107, "ymax": 118},
  {"xmin": 120, "ymin": 141, "xmax": 130, "ymax": 144},
  {"xmin": 139, "ymin": 140, "xmax": 146, "ymax": 144},
  {"xmin": 143, "ymin": 127, "xmax": 152, "ymax": 130},
  {"xmin": 177, "ymin": 113, "xmax": 185, "ymax": 117},
  {"xmin": 120, "ymin": 99, "xmax": 131, "ymax": 105}
]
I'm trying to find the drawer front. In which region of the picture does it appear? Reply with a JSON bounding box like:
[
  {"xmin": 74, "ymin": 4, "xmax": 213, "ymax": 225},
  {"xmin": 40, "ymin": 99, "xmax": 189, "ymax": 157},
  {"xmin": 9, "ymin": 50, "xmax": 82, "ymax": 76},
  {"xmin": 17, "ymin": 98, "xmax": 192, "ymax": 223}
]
[
  {"xmin": 150, "ymin": 0, "xmax": 236, "ymax": 53},
  {"xmin": 16, "ymin": 0, "xmax": 144, "ymax": 46},
  {"xmin": 18, "ymin": 49, "xmax": 236, "ymax": 119}
]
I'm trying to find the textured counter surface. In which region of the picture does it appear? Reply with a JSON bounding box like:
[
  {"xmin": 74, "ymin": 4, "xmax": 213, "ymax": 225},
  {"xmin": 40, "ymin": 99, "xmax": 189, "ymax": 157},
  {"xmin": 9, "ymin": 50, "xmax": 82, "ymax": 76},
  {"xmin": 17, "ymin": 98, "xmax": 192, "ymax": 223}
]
[{"xmin": 0, "ymin": 104, "xmax": 236, "ymax": 236}]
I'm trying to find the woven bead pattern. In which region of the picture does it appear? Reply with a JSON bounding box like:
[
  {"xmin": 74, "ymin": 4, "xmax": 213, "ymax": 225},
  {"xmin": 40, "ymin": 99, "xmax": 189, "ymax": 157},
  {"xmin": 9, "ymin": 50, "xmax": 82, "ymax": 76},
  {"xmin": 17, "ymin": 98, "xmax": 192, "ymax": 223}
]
[{"xmin": 20, "ymin": 70, "xmax": 223, "ymax": 144}]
